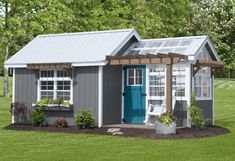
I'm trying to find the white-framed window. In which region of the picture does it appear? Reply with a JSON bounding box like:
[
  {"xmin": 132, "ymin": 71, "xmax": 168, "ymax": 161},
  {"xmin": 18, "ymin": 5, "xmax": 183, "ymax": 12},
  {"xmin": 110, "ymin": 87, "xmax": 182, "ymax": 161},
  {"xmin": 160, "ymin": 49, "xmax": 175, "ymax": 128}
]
[
  {"xmin": 127, "ymin": 68, "xmax": 143, "ymax": 86},
  {"xmin": 148, "ymin": 65, "xmax": 186, "ymax": 97},
  {"xmin": 149, "ymin": 66, "xmax": 165, "ymax": 97},
  {"xmin": 172, "ymin": 67, "xmax": 185, "ymax": 97},
  {"xmin": 38, "ymin": 69, "xmax": 73, "ymax": 102},
  {"xmin": 193, "ymin": 67, "xmax": 211, "ymax": 99}
]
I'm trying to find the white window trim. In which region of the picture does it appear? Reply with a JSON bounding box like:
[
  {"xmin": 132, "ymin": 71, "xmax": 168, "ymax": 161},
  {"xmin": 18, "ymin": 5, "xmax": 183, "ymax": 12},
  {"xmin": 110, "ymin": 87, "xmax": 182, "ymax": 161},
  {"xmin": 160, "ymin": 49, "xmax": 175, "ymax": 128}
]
[
  {"xmin": 127, "ymin": 68, "xmax": 143, "ymax": 86},
  {"xmin": 148, "ymin": 64, "xmax": 187, "ymax": 101},
  {"xmin": 37, "ymin": 69, "xmax": 73, "ymax": 103},
  {"xmin": 193, "ymin": 73, "xmax": 212, "ymax": 100}
]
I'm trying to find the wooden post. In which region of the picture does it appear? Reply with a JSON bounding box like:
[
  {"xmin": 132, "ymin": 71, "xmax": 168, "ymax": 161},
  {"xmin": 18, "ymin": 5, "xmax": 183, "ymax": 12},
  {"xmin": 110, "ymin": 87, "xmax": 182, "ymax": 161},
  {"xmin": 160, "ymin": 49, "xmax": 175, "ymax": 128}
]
[{"xmin": 166, "ymin": 62, "xmax": 173, "ymax": 114}]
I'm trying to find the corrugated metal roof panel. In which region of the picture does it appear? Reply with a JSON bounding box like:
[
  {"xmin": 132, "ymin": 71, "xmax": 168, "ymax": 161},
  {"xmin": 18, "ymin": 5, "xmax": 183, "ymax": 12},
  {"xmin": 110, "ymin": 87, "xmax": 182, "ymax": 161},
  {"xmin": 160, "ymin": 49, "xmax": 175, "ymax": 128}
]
[{"xmin": 5, "ymin": 29, "xmax": 140, "ymax": 66}]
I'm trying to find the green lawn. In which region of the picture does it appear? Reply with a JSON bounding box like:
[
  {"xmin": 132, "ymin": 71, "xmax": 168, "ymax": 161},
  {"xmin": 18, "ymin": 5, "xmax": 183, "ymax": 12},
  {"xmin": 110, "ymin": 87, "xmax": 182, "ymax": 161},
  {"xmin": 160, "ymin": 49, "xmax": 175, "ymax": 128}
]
[{"xmin": 0, "ymin": 78, "xmax": 235, "ymax": 161}]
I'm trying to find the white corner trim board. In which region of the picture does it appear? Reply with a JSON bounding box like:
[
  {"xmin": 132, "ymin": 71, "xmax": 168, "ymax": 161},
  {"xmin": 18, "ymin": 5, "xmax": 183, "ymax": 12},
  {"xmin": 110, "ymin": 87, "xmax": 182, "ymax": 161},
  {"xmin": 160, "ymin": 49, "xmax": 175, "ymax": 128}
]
[
  {"xmin": 121, "ymin": 65, "xmax": 124, "ymax": 122},
  {"xmin": 98, "ymin": 66, "xmax": 103, "ymax": 128},
  {"xmin": 12, "ymin": 68, "xmax": 15, "ymax": 124},
  {"xmin": 212, "ymin": 75, "xmax": 215, "ymax": 125}
]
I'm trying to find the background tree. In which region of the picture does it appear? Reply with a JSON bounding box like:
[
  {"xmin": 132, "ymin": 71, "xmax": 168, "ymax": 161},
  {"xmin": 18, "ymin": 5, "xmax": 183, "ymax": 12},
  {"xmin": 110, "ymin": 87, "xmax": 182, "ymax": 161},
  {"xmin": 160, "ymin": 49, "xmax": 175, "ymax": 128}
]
[
  {"xmin": 0, "ymin": 0, "xmax": 75, "ymax": 97},
  {"xmin": 186, "ymin": 0, "xmax": 235, "ymax": 67}
]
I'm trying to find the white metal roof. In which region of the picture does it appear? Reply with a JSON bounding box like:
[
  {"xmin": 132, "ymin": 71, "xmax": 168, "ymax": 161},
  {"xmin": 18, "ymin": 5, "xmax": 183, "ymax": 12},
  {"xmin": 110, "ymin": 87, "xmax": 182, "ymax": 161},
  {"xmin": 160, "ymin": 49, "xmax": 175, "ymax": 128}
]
[
  {"xmin": 123, "ymin": 35, "xmax": 220, "ymax": 61},
  {"xmin": 5, "ymin": 29, "xmax": 141, "ymax": 68},
  {"xmin": 5, "ymin": 29, "xmax": 220, "ymax": 68}
]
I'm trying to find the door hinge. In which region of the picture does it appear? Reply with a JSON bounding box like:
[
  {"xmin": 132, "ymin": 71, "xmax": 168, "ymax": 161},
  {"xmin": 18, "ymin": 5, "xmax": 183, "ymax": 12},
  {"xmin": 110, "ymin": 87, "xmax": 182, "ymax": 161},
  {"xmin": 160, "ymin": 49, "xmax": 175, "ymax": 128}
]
[{"xmin": 142, "ymin": 93, "xmax": 147, "ymax": 96}]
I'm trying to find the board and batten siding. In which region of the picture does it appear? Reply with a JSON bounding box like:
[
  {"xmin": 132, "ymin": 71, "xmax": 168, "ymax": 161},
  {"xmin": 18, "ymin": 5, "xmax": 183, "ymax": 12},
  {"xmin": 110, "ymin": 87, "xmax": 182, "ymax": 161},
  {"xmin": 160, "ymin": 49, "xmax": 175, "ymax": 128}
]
[
  {"xmin": 102, "ymin": 65, "xmax": 122, "ymax": 125},
  {"xmin": 14, "ymin": 68, "xmax": 37, "ymax": 121},
  {"xmin": 73, "ymin": 67, "xmax": 99, "ymax": 125},
  {"xmin": 196, "ymin": 100, "xmax": 213, "ymax": 125}
]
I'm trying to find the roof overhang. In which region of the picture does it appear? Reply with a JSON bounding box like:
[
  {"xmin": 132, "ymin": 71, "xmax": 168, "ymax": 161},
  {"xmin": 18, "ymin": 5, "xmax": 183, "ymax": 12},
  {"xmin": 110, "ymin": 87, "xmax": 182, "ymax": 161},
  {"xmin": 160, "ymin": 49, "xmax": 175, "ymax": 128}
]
[
  {"xmin": 106, "ymin": 52, "xmax": 188, "ymax": 65},
  {"xmin": 193, "ymin": 59, "xmax": 224, "ymax": 76},
  {"xmin": 5, "ymin": 61, "xmax": 107, "ymax": 69}
]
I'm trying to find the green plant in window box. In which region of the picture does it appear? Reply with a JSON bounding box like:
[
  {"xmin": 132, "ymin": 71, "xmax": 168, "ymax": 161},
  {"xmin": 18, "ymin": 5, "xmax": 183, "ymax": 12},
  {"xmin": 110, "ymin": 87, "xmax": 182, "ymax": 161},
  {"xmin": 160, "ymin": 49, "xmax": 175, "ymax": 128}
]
[{"xmin": 36, "ymin": 98, "xmax": 71, "ymax": 108}]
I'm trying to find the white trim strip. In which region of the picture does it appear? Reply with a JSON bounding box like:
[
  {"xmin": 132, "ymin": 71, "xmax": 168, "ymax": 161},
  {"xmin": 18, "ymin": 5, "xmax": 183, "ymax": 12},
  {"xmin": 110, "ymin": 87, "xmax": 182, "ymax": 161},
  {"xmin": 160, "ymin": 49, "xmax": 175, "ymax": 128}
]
[
  {"xmin": 12, "ymin": 68, "xmax": 15, "ymax": 124},
  {"xmin": 185, "ymin": 64, "xmax": 191, "ymax": 127},
  {"xmin": 121, "ymin": 65, "xmax": 124, "ymax": 122},
  {"xmin": 4, "ymin": 64, "xmax": 27, "ymax": 68},
  {"xmin": 4, "ymin": 61, "xmax": 107, "ymax": 68},
  {"xmin": 98, "ymin": 66, "xmax": 103, "ymax": 128},
  {"xmin": 212, "ymin": 75, "xmax": 214, "ymax": 125},
  {"xmin": 72, "ymin": 61, "xmax": 107, "ymax": 67}
]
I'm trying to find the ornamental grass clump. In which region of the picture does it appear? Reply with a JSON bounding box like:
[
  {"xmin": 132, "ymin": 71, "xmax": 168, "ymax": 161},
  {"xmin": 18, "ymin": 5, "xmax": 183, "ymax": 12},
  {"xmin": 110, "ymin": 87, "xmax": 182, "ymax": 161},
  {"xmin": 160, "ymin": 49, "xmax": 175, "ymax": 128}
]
[{"xmin": 76, "ymin": 110, "xmax": 95, "ymax": 129}]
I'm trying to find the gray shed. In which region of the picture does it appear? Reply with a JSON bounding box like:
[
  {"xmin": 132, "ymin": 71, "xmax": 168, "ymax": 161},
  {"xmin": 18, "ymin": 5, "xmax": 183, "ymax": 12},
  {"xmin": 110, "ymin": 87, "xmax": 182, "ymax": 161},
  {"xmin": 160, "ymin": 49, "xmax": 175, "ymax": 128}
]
[{"xmin": 5, "ymin": 29, "xmax": 223, "ymax": 127}]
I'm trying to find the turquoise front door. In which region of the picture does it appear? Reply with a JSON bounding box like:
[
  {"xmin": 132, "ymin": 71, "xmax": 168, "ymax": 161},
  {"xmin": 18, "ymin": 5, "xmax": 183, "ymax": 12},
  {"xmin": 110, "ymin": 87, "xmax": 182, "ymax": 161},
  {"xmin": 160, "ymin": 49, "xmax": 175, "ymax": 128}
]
[{"xmin": 124, "ymin": 65, "xmax": 146, "ymax": 124}]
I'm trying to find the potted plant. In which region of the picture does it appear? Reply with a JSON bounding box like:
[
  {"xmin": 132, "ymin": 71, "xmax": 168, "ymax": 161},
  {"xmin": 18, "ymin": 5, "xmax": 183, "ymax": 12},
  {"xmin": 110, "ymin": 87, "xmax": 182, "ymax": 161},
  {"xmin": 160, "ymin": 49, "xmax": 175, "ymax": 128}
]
[{"xmin": 155, "ymin": 113, "xmax": 176, "ymax": 135}]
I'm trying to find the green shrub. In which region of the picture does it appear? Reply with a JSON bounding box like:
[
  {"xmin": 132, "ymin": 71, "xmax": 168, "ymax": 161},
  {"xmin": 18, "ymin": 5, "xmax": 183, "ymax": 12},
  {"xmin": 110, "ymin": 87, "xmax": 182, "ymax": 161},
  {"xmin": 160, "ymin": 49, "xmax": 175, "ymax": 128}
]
[
  {"xmin": 189, "ymin": 92, "xmax": 207, "ymax": 129},
  {"xmin": 30, "ymin": 108, "xmax": 46, "ymax": 127},
  {"xmin": 157, "ymin": 113, "xmax": 176, "ymax": 126},
  {"xmin": 76, "ymin": 110, "xmax": 95, "ymax": 129},
  {"xmin": 189, "ymin": 106, "xmax": 206, "ymax": 129}
]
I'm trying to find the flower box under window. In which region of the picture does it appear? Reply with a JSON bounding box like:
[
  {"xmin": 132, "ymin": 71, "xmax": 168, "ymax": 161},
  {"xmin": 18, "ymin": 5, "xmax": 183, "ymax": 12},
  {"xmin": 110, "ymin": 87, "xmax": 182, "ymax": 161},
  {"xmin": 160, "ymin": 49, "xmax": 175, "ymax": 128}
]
[{"xmin": 32, "ymin": 103, "xmax": 73, "ymax": 112}]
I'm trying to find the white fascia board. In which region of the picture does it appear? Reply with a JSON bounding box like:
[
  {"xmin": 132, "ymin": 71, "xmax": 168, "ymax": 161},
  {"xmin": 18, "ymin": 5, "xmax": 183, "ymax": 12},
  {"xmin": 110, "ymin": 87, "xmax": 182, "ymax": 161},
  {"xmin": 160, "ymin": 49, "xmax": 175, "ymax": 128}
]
[
  {"xmin": 206, "ymin": 37, "xmax": 220, "ymax": 61},
  {"xmin": 4, "ymin": 64, "xmax": 27, "ymax": 68},
  {"xmin": 72, "ymin": 61, "xmax": 107, "ymax": 67},
  {"xmin": 110, "ymin": 29, "xmax": 141, "ymax": 56},
  {"xmin": 5, "ymin": 61, "xmax": 107, "ymax": 68},
  {"xmin": 194, "ymin": 36, "xmax": 220, "ymax": 61}
]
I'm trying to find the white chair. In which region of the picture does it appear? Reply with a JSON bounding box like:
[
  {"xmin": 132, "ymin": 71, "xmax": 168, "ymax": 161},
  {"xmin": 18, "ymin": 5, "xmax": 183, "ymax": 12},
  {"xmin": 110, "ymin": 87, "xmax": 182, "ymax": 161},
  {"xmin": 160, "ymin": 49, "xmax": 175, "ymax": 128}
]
[{"xmin": 144, "ymin": 90, "xmax": 176, "ymax": 126}]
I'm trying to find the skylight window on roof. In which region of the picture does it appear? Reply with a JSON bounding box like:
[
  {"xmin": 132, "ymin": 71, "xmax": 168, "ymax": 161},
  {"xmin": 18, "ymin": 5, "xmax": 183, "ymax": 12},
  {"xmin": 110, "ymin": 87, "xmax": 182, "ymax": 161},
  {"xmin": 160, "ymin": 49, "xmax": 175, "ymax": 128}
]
[
  {"xmin": 158, "ymin": 48, "xmax": 174, "ymax": 53},
  {"xmin": 140, "ymin": 49, "xmax": 157, "ymax": 55},
  {"xmin": 135, "ymin": 42, "xmax": 148, "ymax": 48},
  {"xmin": 179, "ymin": 40, "xmax": 192, "ymax": 46},
  {"xmin": 174, "ymin": 47, "xmax": 187, "ymax": 53},
  {"xmin": 128, "ymin": 49, "xmax": 141, "ymax": 55},
  {"xmin": 163, "ymin": 41, "xmax": 180, "ymax": 47},
  {"xmin": 146, "ymin": 41, "xmax": 163, "ymax": 48}
]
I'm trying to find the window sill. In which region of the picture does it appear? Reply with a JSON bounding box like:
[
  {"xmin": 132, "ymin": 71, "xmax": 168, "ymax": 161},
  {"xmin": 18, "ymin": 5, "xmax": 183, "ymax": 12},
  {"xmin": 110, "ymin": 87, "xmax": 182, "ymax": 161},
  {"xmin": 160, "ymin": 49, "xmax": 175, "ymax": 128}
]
[{"xmin": 33, "ymin": 104, "xmax": 73, "ymax": 112}]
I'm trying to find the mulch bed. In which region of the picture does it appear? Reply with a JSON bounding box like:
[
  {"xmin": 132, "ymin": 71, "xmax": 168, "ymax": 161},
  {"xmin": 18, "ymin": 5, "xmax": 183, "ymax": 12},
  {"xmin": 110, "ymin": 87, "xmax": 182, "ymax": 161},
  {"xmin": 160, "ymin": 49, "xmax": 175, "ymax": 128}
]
[{"xmin": 4, "ymin": 124, "xmax": 230, "ymax": 139}]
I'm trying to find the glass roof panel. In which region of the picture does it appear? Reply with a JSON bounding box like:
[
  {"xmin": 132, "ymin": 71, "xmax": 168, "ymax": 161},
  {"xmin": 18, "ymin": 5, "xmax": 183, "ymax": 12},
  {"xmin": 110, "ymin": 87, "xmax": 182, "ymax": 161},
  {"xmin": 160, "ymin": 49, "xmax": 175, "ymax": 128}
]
[
  {"xmin": 174, "ymin": 47, "xmax": 187, "ymax": 53},
  {"xmin": 140, "ymin": 49, "xmax": 157, "ymax": 55},
  {"xmin": 158, "ymin": 48, "xmax": 174, "ymax": 53},
  {"xmin": 146, "ymin": 41, "xmax": 163, "ymax": 48},
  {"xmin": 179, "ymin": 40, "xmax": 192, "ymax": 46},
  {"xmin": 162, "ymin": 40, "xmax": 180, "ymax": 47},
  {"xmin": 135, "ymin": 42, "xmax": 148, "ymax": 48}
]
